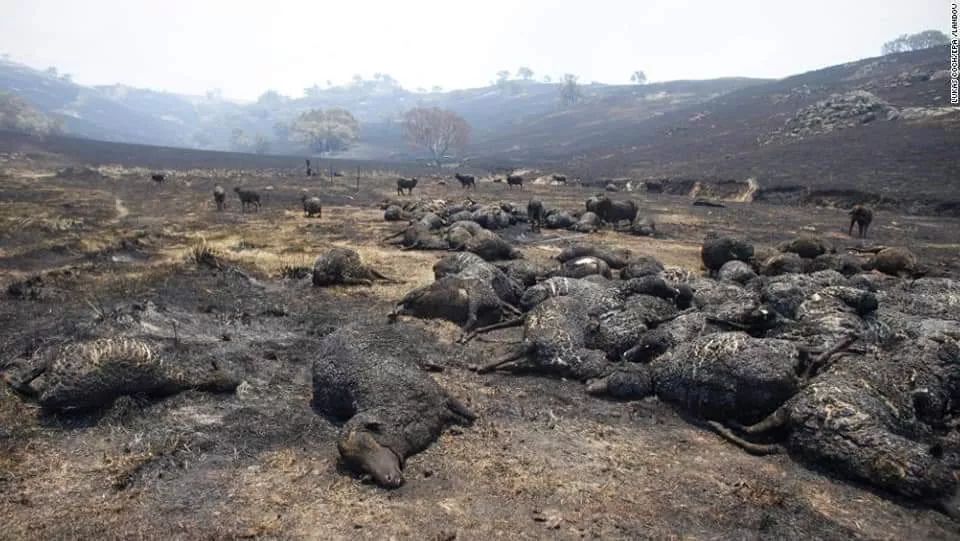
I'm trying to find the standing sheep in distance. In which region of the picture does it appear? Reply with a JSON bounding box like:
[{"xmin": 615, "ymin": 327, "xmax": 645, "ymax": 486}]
[
  {"xmin": 848, "ymin": 205, "xmax": 873, "ymax": 238},
  {"xmin": 233, "ymin": 187, "xmax": 261, "ymax": 212},
  {"xmin": 213, "ymin": 185, "xmax": 226, "ymax": 211},
  {"xmin": 507, "ymin": 174, "xmax": 524, "ymax": 189},
  {"xmin": 151, "ymin": 174, "xmax": 166, "ymax": 185},
  {"xmin": 301, "ymin": 195, "xmax": 322, "ymax": 218},
  {"xmin": 455, "ymin": 173, "xmax": 476, "ymax": 189},
  {"xmin": 397, "ymin": 177, "xmax": 418, "ymax": 195},
  {"xmin": 552, "ymin": 174, "xmax": 567, "ymax": 185},
  {"xmin": 527, "ymin": 199, "xmax": 545, "ymax": 232}
]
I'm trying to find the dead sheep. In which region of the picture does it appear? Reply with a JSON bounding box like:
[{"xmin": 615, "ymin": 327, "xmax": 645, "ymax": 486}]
[
  {"xmin": 585, "ymin": 294, "xmax": 679, "ymax": 360},
  {"xmin": 700, "ymin": 235, "xmax": 754, "ymax": 275},
  {"xmin": 518, "ymin": 276, "xmax": 623, "ymax": 312},
  {"xmin": 710, "ymin": 338, "xmax": 960, "ymax": 513},
  {"xmin": 630, "ymin": 217, "xmax": 656, "ymax": 237},
  {"xmin": 390, "ymin": 275, "xmax": 516, "ymax": 333},
  {"xmin": 570, "ymin": 211, "xmax": 601, "ymax": 233},
  {"xmin": 590, "ymin": 332, "xmax": 804, "ymax": 422},
  {"xmin": 778, "ymin": 236, "xmax": 831, "ymax": 259},
  {"xmin": 2, "ymin": 337, "xmax": 239, "ymax": 412},
  {"xmin": 557, "ymin": 245, "xmax": 632, "ymax": 269},
  {"xmin": 494, "ymin": 260, "xmax": 551, "ymax": 287},
  {"xmin": 433, "ymin": 252, "xmax": 523, "ymax": 305},
  {"xmin": 396, "ymin": 177, "xmax": 418, "ymax": 196},
  {"xmin": 866, "ymin": 247, "xmax": 919, "ymax": 277},
  {"xmin": 619, "ymin": 256, "xmax": 666, "ymax": 279},
  {"xmin": 593, "ymin": 196, "xmax": 638, "ymax": 226},
  {"xmin": 463, "ymin": 233, "xmax": 523, "ymax": 261},
  {"xmin": 759, "ymin": 252, "xmax": 806, "ymax": 276},
  {"xmin": 455, "ymin": 173, "xmax": 476, "ymax": 189},
  {"xmin": 213, "ymin": 185, "xmax": 226, "ymax": 211},
  {"xmin": 717, "ymin": 260, "xmax": 757, "ymax": 284},
  {"xmin": 301, "ymin": 195, "xmax": 322, "ymax": 218},
  {"xmin": 311, "ymin": 325, "xmax": 475, "ymax": 488},
  {"xmin": 233, "ymin": 187, "xmax": 262, "ymax": 212},
  {"xmin": 849, "ymin": 205, "xmax": 874, "ymax": 238},
  {"xmin": 384, "ymin": 205, "xmax": 405, "ymax": 221},
  {"xmin": 384, "ymin": 223, "xmax": 449, "ymax": 251},
  {"xmin": 312, "ymin": 247, "xmax": 392, "ymax": 287},
  {"xmin": 473, "ymin": 296, "xmax": 612, "ymax": 381},
  {"xmin": 544, "ymin": 210, "xmax": 576, "ymax": 229},
  {"xmin": 807, "ymin": 253, "xmax": 865, "ymax": 276},
  {"xmin": 470, "ymin": 205, "xmax": 514, "ymax": 230},
  {"xmin": 562, "ymin": 256, "xmax": 613, "ymax": 279}
]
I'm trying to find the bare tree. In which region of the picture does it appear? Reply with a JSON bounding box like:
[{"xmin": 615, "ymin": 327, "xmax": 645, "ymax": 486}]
[
  {"xmin": 517, "ymin": 66, "xmax": 534, "ymax": 81},
  {"xmin": 290, "ymin": 108, "xmax": 360, "ymax": 157},
  {"xmin": 543, "ymin": 75, "xmax": 552, "ymax": 83},
  {"xmin": 882, "ymin": 30, "xmax": 950, "ymax": 54},
  {"xmin": 630, "ymin": 70, "xmax": 647, "ymax": 84},
  {"xmin": 402, "ymin": 107, "xmax": 471, "ymax": 170},
  {"xmin": 559, "ymin": 74, "xmax": 583, "ymax": 106}
]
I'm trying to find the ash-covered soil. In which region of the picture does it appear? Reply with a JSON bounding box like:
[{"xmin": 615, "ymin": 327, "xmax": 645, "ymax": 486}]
[{"xmin": 1, "ymin": 153, "xmax": 959, "ymax": 540}]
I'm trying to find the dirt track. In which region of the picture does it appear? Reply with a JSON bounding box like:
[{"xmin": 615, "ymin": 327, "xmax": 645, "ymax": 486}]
[{"xmin": 1, "ymin": 150, "xmax": 960, "ymax": 539}]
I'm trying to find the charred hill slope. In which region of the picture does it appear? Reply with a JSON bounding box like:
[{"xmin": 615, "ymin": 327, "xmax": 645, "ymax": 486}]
[{"xmin": 475, "ymin": 47, "xmax": 959, "ymax": 213}]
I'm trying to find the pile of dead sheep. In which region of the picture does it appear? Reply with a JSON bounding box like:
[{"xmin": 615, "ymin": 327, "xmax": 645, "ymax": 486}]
[
  {"xmin": 379, "ymin": 194, "xmax": 657, "ymax": 245},
  {"xmin": 386, "ymin": 234, "xmax": 960, "ymax": 515}
]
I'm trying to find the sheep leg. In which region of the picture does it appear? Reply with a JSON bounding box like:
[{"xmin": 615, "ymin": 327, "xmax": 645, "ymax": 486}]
[
  {"xmin": 366, "ymin": 268, "xmax": 397, "ymax": 283},
  {"xmin": 0, "ymin": 364, "xmax": 45, "ymax": 397},
  {"xmin": 458, "ymin": 317, "xmax": 524, "ymax": 344},
  {"xmin": 499, "ymin": 301, "xmax": 522, "ymax": 316},
  {"xmin": 341, "ymin": 278, "xmax": 374, "ymax": 286},
  {"xmin": 472, "ymin": 345, "xmax": 533, "ymax": 373},
  {"xmin": 446, "ymin": 397, "xmax": 478, "ymax": 425},
  {"xmin": 381, "ymin": 230, "xmax": 406, "ymax": 242},
  {"xmin": 729, "ymin": 407, "xmax": 790, "ymax": 435},
  {"xmin": 707, "ymin": 421, "xmax": 785, "ymax": 455},
  {"xmin": 802, "ymin": 334, "xmax": 857, "ymax": 379}
]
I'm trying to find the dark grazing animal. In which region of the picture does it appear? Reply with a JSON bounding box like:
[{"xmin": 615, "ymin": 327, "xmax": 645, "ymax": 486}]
[
  {"xmin": 527, "ymin": 199, "xmax": 545, "ymax": 231},
  {"xmin": 455, "ymin": 173, "xmax": 476, "ymax": 189},
  {"xmin": 311, "ymin": 325, "xmax": 476, "ymax": 488},
  {"xmin": 552, "ymin": 174, "xmax": 567, "ymax": 184},
  {"xmin": 301, "ymin": 195, "xmax": 322, "ymax": 218},
  {"xmin": 305, "ymin": 159, "xmax": 312, "ymax": 176},
  {"xmin": 213, "ymin": 185, "xmax": 226, "ymax": 211},
  {"xmin": 233, "ymin": 187, "xmax": 261, "ymax": 212},
  {"xmin": 151, "ymin": 174, "xmax": 165, "ymax": 184},
  {"xmin": 506, "ymin": 174, "xmax": 524, "ymax": 189},
  {"xmin": 397, "ymin": 177, "xmax": 418, "ymax": 195},
  {"xmin": 848, "ymin": 205, "xmax": 873, "ymax": 238}
]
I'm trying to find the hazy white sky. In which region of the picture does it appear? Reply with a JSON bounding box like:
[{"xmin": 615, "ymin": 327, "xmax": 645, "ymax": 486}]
[{"xmin": 0, "ymin": 0, "xmax": 950, "ymax": 100}]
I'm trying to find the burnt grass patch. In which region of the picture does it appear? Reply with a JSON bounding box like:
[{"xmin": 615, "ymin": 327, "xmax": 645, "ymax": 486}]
[{"xmin": 0, "ymin": 144, "xmax": 958, "ymax": 539}]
